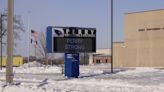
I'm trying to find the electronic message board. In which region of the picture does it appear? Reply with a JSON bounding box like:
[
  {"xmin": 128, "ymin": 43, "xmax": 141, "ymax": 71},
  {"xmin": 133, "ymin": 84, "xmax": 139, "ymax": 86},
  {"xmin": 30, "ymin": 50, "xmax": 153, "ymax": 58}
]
[{"xmin": 46, "ymin": 26, "xmax": 96, "ymax": 53}]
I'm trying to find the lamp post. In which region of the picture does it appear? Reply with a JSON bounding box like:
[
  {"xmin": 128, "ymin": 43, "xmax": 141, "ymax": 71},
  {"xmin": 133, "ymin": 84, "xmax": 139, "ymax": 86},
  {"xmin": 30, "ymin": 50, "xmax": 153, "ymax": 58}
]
[
  {"xmin": 27, "ymin": 11, "xmax": 31, "ymax": 63},
  {"xmin": 0, "ymin": 14, "xmax": 7, "ymax": 70},
  {"xmin": 111, "ymin": 0, "xmax": 113, "ymax": 73}
]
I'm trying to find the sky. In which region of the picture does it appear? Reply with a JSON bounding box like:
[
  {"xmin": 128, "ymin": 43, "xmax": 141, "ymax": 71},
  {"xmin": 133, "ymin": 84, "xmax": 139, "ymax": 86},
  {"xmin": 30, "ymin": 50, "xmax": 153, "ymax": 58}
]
[{"xmin": 1, "ymin": 0, "xmax": 164, "ymax": 57}]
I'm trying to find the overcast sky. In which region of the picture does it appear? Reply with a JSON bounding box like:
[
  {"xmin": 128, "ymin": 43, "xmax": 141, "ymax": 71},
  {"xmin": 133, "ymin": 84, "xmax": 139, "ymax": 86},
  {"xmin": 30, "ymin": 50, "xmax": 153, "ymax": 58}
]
[{"xmin": 1, "ymin": 0, "xmax": 164, "ymax": 56}]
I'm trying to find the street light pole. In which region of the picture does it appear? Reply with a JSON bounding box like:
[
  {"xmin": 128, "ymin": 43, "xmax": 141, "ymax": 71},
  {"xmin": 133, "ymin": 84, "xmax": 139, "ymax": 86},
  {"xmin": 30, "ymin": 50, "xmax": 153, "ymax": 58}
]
[
  {"xmin": 6, "ymin": 0, "xmax": 14, "ymax": 84},
  {"xmin": 27, "ymin": 11, "xmax": 31, "ymax": 63}
]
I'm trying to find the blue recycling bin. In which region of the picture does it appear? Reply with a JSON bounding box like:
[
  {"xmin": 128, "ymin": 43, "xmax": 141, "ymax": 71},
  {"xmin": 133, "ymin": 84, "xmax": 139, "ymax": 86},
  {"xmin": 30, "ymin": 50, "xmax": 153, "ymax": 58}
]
[{"xmin": 64, "ymin": 53, "xmax": 79, "ymax": 78}]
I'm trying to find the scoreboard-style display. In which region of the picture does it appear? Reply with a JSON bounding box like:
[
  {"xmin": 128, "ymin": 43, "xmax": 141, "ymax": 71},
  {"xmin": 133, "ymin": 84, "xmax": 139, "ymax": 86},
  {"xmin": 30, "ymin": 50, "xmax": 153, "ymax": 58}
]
[{"xmin": 46, "ymin": 26, "xmax": 96, "ymax": 53}]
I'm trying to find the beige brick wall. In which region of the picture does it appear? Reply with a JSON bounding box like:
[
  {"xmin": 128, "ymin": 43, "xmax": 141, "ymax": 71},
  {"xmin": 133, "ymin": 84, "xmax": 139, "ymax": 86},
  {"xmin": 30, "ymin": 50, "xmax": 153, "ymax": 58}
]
[{"xmin": 114, "ymin": 9, "xmax": 164, "ymax": 67}]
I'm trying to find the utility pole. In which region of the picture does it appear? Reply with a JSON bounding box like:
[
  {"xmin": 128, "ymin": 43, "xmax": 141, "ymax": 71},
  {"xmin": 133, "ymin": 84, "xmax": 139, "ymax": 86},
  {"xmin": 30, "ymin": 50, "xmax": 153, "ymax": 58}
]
[{"xmin": 6, "ymin": 0, "xmax": 14, "ymax": 84}]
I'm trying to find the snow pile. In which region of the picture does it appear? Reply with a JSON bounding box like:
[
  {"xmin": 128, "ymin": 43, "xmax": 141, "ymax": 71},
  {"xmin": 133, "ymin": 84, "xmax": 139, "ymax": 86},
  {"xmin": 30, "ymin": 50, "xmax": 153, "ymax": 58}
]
[
  {"xmin": 0, "ymin": 61, "xmax": 62, "ymax": 74},
  {"xmin": 14, "ymin": 66, "xmax": 62, "ymax": 74},
  {"xmin": 118, "ymin": 67, "xmax": 159, "ymax": 75},
  {"xmin": 80, "ymin": 64, "xmax": 111, "ymax": 74},
  {"xmin": 0, "ymin": 62, "xmax": 111, "ymax": 74},
  {"xmin": 20, "ymin": 61, "xmax": 44, "ymax": 68},
  {"xmin": 80, "ymin": 69, "xmax": 104, "ymax": 74},
  {"xmin": 135, "ymin": 67, "xmax": 159, "ymax": 72},
  {"xmin": 15, "ymin": 61, "xmax": 62, "ymax": 74}
]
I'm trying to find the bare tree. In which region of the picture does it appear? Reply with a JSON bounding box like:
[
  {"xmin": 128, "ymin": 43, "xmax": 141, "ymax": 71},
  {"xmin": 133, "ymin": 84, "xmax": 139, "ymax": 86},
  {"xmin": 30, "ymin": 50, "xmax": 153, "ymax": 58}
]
[
  {"xmin": 36, "ymin": 31, "xmax": 50, "ymax": 65},
  {"xmin": 0, "ymin": 13, "xmax": 25, "ymax": 47}
]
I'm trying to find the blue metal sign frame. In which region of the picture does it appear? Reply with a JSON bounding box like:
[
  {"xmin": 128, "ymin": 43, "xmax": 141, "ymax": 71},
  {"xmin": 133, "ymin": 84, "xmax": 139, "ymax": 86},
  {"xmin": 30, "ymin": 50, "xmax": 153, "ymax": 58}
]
[
  {"xmin": 46, "ymin": 26, "xmax": 96, "ymax": 53},
  {"xmin": 46, "ymin": 26, "xmax": 53, "ymax": 53}
]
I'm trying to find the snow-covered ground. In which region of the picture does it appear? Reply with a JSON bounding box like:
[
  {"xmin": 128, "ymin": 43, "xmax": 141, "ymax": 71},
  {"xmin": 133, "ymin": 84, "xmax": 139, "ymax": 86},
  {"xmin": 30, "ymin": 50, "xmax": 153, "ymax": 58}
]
[
  {"xmin": 0, "ymin": 62, "xmax": 164, "ymax": 92},
  {"xmin": 0, "ymin": 61, "xmax": 62, "ymax": 74}
]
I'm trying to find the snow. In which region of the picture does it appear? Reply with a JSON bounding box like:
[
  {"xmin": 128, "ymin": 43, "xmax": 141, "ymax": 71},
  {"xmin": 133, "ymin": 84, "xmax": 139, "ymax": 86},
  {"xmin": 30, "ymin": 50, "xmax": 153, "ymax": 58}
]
[
  {"xmin": 15, "ymin": 66, "xmax": 62, "ymax": 74},
  {"xmin": 21, "ymin": 61, "xmax": 44, "ymax": 68},
  {"xmin": 0, "ymin": 62, "xmax": 164, "ymax": 92},
  {"xmin": 0, "ymin": 61, "xmax": 62, "ymax": 74}
]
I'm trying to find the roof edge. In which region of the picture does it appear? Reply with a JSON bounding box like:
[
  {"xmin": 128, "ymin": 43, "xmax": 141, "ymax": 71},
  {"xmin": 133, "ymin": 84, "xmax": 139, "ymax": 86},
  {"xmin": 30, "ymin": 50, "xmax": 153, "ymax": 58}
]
[
  {"xmin": 113, "ymin": 41, "xmax": 124, "ymax": 43},
  {"xmin": 125, "ymin": 9, "xmax": 164, "ymax": 15}
]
